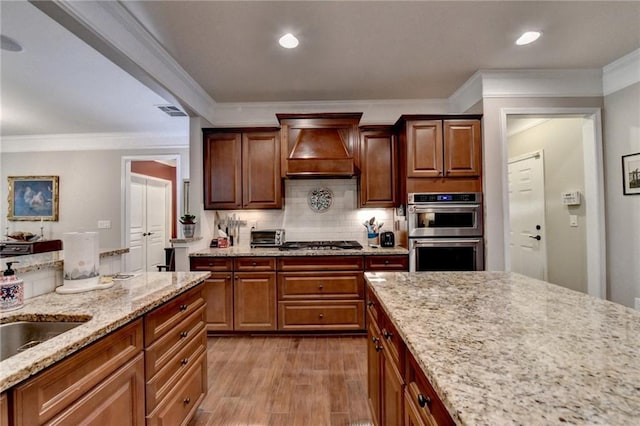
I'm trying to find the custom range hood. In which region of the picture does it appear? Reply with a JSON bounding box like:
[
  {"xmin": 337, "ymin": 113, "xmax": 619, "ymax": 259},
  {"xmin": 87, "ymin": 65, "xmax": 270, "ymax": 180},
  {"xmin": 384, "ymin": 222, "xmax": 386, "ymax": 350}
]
[{"xmin": 277, "ymin": 113, "xmax": 363, "ymax": 178}]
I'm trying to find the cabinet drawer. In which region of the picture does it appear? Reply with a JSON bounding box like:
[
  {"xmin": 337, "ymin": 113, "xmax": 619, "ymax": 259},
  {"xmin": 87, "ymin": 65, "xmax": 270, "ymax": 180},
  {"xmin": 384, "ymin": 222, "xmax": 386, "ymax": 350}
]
[
  {"xmin": 12, "ymin": 319, "xmax": 143, "ymax": 426},
  {"xmin": 144, "ymin": 284, "xmax": 205, "ymax": 345},
  {"xmin": 278, "ymin": 272, "xmax": 363, "ymax": 300},
  {"xmin": 277, "ymin": 256, "xmax": 364, "ymax": 271},
  {"xmin": 146, "ymin": 331, "xmax": 207, "ymax": 413},
  {"xmin": 48, "ymin": 353, "xmax": 145, "ymax": 426},
  {"xmin": 365, "ymin": 255, "xmax": 408, "ymax": 271},
  {"xmin": 278, "ymin": 301, "xmax": 364, "ymax": 330},
  {"xmin": 146, "ymin": 352, "xmax": 207, "ymax": 426},
  {"xmin": 406, "ymin": 352, "xmax": 455, "ymax": 426},
  {"xmin": 366, "ymin": 286, "xmax": 381, "ymax": 324},
  {"xmin": 145, "ymin": 306, "xmax": 205, "ymax": 377},
  {"xmin": 234, "ymin": 257, "xmax": 276, "ymax": 271},
  {"xmin": 380, "ymin": 313, "xmax": 404, "ymax": 369},
  {"xmin": 190, "ymin": 257, "xmax": 233, "ymax": 272}
]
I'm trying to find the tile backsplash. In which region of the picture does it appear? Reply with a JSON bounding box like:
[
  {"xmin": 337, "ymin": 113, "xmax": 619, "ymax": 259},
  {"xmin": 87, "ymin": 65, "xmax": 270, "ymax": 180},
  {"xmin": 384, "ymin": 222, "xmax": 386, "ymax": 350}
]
[{"xmin": 204, "ymin": 179, "xmax": 397, "ymax": 246}]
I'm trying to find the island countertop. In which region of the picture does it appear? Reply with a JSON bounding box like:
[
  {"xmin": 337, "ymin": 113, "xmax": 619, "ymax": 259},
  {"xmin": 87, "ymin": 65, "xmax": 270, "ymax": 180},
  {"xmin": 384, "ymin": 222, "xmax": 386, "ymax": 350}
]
[
  {"xmin": 0, "ymin": 271, "xmax": 210, "ymax": 393},
  {"xmin": 364, "ymin": 271, "xmax": 640, "ymax": 425}
]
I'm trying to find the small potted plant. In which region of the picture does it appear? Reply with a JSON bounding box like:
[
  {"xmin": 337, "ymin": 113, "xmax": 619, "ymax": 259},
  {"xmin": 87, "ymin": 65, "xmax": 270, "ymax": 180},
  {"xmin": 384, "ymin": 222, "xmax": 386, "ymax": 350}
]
[{"xmin": 179, "ymin": 213, "xmax": 197, "ymax": 238}]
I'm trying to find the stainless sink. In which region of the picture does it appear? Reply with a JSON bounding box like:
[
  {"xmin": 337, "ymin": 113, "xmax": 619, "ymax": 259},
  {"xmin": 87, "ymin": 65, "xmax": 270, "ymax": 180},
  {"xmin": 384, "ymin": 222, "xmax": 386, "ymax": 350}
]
[{"xmin": 0, "ymin": 320, "xmax": 87, "ymax": 361}]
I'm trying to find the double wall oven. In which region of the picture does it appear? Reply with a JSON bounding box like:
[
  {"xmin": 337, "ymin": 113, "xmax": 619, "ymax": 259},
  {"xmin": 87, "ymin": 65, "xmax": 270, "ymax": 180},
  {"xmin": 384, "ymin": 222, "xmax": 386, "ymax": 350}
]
[{"xmin": 408, "ymin": 192, "xmax": 484, "ymax": 272}]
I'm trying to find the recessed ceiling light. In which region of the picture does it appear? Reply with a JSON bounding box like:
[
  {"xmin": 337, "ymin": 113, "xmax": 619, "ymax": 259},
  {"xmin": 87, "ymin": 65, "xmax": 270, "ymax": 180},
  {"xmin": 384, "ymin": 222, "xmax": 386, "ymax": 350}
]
[
  {"xmin": 1, "ymin": 34, "xmax": 23, "ymax": 52},
  {"xmin": 516, "ymin": 31, "xmax": 541, "ymax": 46},
  {"xmin": 279, "ymin": 33, "xmax": 299, "ymax": 49}
]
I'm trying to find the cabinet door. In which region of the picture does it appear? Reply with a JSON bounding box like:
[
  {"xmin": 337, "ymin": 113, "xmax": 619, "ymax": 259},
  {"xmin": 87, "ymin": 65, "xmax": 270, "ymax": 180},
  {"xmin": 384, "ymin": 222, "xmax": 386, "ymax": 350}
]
[
  {"xmin": 47, "ymin": 354, "xmax": 145, "ymax": 426},
  {"xmin": 382, "ymin": 351, "xmax": 404, "ymax": 426},
  {"xmin": 443, "ymin": 119, "xmax": 481, "ymax": 177},
  {"xmin": 234, "ymin": 272, "xmax": 277, "ymax": 331},
  {"xmin": 360, "ymin": 127, "xmax": 398, "ymax": 207},
  {"xmin": 204, "ymin": 273, "xmax": 234, "ymax": 331},
  {"xmin": 404, "ymin": 387, "xmax": 436, "ymax": 426},
  {"xmin": 0, "ymin": 392, "xmax": 7, "ymax": 426},
  {"xmin": 242, "ymin": 131, "xmax": 282, "ymax": 208},
  {"xmin": 367, "ymin": 317, "xmax": 383, "ymax": 426},
  {"xmin": 203, "ymin": 132, "xmax": 242, "ymax": 209},
  {"xmin": 406, "ymin": 120, "xmax": 443, "ymax": 178}
]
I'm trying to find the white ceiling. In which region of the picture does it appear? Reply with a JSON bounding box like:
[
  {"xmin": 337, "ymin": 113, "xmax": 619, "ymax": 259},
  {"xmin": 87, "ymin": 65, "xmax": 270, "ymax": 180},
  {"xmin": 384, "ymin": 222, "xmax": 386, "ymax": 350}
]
[{"xmin": 1, "ymin": 1, "xmax": 639, "ymax": 137}]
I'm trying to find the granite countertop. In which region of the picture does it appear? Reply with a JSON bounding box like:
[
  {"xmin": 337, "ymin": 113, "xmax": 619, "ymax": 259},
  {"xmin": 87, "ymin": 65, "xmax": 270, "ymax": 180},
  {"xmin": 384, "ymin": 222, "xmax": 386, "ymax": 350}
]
[
  {"xmin": 0, "ymin": 271, "xmax": 210, "ymax": 392},
  {"xmin": 364, "ymin": 271, "xmax": 640, "ymax": 425},
  {"xmin": 190, "ymin": 245, "xmax": 408, "ymax": 257},
  {"xmin": 2, "ymin": 248, "xmax": 129, "ymax": 274}
]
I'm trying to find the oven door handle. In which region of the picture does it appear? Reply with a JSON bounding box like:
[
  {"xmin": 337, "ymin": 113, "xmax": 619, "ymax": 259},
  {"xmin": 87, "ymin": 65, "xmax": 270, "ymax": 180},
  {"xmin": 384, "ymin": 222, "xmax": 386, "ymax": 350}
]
[
  {"xmin": 411, "ymin": 238, "xmax": 483, "ymax": 248},
  {"xmin": 410, "ymin": 204, "xmax": 481, "ymax": 213}
]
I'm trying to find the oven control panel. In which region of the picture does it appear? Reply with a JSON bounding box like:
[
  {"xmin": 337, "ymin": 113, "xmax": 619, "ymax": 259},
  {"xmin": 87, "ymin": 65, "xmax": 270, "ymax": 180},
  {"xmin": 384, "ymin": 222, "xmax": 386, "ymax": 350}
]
[{"xmin": 409, "ymin": 192, "xmax": 482, "ymax": 204}]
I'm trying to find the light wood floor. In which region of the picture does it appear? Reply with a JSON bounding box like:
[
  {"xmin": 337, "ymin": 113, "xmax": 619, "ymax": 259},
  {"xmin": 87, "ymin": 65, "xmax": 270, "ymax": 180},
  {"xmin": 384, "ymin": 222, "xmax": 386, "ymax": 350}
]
[{"xmin": 189, "ymin": 335, "xmax": 373, "ymax": 426}]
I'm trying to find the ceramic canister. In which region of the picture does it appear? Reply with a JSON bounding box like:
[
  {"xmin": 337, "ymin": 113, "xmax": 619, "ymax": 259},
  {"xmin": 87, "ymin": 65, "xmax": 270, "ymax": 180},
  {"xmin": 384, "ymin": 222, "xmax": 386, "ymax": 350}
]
[{"xmin": 0, "ymin": 275, "xmax": 24, "ymax": 312}]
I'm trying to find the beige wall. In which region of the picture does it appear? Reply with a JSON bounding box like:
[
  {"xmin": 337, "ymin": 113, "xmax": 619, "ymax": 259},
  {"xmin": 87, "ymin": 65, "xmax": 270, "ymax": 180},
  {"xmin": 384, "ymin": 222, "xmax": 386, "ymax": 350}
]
[
  {"xmin": 1, "ymin": 148, "xmax": 188, "ymax": 248},
  {"xmin": 603, "ymin": 82, "xmax": 640, "ymax": 307},
  {"xmin": 508, "ymin": 118, "xmax": 587, "ymax": 293}
]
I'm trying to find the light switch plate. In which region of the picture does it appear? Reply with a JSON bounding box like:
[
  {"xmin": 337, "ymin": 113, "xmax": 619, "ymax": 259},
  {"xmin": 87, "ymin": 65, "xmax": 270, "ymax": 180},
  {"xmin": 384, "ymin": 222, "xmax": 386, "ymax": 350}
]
[
  {"xmin": 569, "ymin": 215, "xmax": 578, "ymax": 227},
  {"xmin": 98, "ymin": 220, "xmax": 111, "ymax": 229}
]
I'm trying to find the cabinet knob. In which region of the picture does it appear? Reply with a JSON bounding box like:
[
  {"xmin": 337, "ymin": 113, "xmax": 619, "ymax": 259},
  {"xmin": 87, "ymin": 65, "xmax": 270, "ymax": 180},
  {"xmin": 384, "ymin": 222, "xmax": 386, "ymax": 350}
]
[
  {"xmin": 183, "ymin": 397, "xmax": 191, "ymax": 405},
  {"xmin": 226, "ymin": 275, "xmax": 231, "ymax": 279},
  {"xmin": 319, "ymin": 313, "xmax": 324, "ymax": 319},
  {"xmin": 418, "ymin": 393, "xmax": 431, "ymax": 408},
  {"xmin": 179, "ymin": 304, "xmax": 188, "ymax": 311},
  {"xmin": 318, "ymin": 284, "xmax": 323, "ymax": 290},
  {"xmin": 384, "ymin": 260, "xmax": 389, "ymax": 264},
  {"xmin": 181, "ymin": 358, "xmax": 189, "ymax": 366},
  {"xmin": 372, "ymin": 336, "xmax": 379, "ymax": 344},
  {"xmin": 367, "ymin": 301, "xmax": 375, "ymax": 307},
  {"xmin": 375, "ymin": 345, "xmax": 383, "ymax": 352},
  {"xmin": 383, "ymin": 330, "xmax": 393, "ymax": 340},
  {"xmin": 252, "ymin": 262, "xmax": 257, "ymax": 267},
  {"xmin": 180, "ymin": 331, "xmax": 188, "ymax": 338}
]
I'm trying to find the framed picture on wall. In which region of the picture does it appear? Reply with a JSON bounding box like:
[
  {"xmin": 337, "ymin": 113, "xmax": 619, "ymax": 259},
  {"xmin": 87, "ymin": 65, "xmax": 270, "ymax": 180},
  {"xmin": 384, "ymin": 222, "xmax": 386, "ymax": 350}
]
[
  {"xmin": 622, "ymin": 153, "xmax": 640, "ymax": 195},
  {"xmin": 7, "ymin": 175, "xmax": 59, "ymax": 221}
]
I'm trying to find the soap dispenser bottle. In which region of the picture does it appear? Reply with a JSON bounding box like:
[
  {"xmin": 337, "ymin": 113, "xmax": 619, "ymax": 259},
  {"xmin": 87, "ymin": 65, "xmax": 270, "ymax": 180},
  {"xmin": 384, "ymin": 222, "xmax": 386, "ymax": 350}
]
[{"xmin": 1, "ymin": 261, "xmax": 24, "ymax": 311}]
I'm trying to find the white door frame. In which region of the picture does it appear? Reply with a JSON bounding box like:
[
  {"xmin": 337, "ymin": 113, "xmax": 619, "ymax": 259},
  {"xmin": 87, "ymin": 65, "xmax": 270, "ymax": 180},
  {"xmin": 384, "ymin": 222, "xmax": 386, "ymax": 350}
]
[
  {"xmin": 500, "ymin": 107, "xmax": 606, "ymax": 299},
  {"xmin": 121, "ymin": 154, "xmax": 182, "ymax": 268}
]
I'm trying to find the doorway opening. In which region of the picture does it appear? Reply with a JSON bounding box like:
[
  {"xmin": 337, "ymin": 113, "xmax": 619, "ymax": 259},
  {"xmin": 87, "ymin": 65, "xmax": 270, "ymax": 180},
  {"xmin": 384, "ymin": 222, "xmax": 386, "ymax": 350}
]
[
  {"xmin": 501, "ymin": 109, "xmax": 606, "ymax": 299},
  {"xmin": 121, "ymin": 154, "xmax": 182, "ymax": 272}
]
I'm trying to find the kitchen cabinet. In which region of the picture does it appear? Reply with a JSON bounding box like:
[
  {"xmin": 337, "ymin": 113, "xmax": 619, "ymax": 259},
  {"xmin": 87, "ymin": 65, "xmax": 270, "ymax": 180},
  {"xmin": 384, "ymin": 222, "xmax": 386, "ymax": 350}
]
[
  {"xmin": 234, "ymin": 257, "xmax": 277, "ymax": 331},
  {"xmin": 396, "ymin": 115, "xmax": 483, "ymax": 195},
  {"xmin": 0, "ymin": 393, "xmax": 8, "ymax": 426},
  {"xmin": 144, "ymin": 284, "xmax": 207, "ymax": 424},
  {"xmin": 203, "ymin": 128, "xmax": 282, "ymax": 209},
  {"xmin": 367, "ymin": 286, "xmax": 405, "ymax": 426},
  {"xmin": 359, "ymin": 125, "xmax": 398, "ymax": 207},
  {"xmin": 277, "ymin": 256, "xmax": 365, "ymax": 331},
  {"xmin": 190, "ymin": 257, "xmax": 234, "ymax": 331},
  {"xmin": 12, "ymin": 319, "xmax": 145, "ymax": 425}
]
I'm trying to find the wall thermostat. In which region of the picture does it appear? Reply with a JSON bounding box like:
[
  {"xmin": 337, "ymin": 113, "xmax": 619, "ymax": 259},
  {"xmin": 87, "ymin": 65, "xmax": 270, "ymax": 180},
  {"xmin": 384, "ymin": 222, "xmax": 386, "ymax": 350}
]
[{"xmin": 561, "ymin": 191, "xmax": 581, "ymax": 206}]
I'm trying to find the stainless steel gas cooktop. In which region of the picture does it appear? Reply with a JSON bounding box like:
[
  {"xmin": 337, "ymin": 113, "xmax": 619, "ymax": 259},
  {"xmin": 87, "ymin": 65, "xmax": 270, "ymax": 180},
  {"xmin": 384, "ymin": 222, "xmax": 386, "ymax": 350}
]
[{"xmin": 278, "ymin": 240, "xmax": 363, "ymax": 251}]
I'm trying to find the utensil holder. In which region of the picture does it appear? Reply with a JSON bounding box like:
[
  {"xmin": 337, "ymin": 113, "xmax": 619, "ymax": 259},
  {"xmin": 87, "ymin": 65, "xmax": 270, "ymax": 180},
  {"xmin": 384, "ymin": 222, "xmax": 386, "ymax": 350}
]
[{"xmin": 368, "ymin": 233, "xmax": 379, "ymax": 247}]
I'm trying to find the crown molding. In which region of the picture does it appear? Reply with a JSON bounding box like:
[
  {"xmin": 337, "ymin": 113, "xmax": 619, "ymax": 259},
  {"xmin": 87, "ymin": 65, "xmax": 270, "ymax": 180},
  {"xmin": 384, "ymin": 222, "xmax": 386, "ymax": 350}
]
[
  {"xmin": 210, "ymin": 99, "xmax": 450, "ymax": 126},
  {"xmin": 1, "ymin": 132, "xmax": 188, "ymax": 153},
  {"xmin": 479, "ymin": 69, "xmax": 603, "ymax": 98},
  {"xmin": 602, "ymin": 48, "xmax": 640, "ymax": 96},
  {"xmin": 31, "ymin": 0, "xmax": 216, "ymax": 123},
  {"xmin": 448, "ymin": 71, "xmax": 483, "ymax": 113}
]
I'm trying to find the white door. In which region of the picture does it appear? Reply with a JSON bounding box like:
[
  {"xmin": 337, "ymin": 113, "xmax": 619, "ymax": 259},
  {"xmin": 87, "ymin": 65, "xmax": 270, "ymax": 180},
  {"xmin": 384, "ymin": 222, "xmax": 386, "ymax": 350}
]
[
  {"xmin": 508, "ymin": 151, "xmax": 547, "ymax": 280},
  {"xmin": 128, "ymin": 174, "xmax": 170, "ymax": 272}
]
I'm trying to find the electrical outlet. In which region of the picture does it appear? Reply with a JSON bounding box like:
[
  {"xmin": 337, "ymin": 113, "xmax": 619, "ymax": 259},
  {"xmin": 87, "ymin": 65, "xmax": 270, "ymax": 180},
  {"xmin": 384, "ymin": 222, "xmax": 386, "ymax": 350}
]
[{"xmin": 98, "ymin": 220, "xmax": 111, "ymax": 229}]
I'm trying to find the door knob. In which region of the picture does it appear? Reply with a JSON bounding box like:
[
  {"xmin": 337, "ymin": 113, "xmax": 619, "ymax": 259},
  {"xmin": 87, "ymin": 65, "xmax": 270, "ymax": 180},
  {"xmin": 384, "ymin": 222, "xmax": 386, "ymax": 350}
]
[{"xmin": 529, "ymin": 235, "xmax": 541, "ymax": 241}]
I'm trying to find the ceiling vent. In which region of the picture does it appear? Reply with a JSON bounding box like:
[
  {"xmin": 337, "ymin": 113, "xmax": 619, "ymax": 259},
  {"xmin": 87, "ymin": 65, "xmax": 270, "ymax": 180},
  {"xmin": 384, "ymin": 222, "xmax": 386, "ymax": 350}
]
[{"xmin": 157, "ymin": 105, "xmax": 187, "ymax": 117}]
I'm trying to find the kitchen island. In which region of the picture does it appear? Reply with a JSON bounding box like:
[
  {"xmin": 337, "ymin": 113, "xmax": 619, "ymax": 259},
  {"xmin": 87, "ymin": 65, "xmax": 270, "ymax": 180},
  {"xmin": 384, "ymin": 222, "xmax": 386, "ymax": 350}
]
[
  {"xmin": 365, "ymin": 271, "xmax": 640, "ymax": 425},
  {"xmin": 0, "ymin": 271, "xmax": 210, "ymax": 392}
]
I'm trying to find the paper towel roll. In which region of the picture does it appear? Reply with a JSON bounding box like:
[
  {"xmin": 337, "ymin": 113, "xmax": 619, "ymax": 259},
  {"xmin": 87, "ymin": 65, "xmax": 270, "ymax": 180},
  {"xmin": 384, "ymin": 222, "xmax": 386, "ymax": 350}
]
[{"xmin": 57, "ymin": 231, "xmax": 112, "ymax": 294}]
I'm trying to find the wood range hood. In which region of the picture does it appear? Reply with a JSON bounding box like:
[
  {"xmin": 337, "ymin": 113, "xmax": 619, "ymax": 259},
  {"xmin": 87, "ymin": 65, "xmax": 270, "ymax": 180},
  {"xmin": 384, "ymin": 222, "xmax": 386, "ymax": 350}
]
[{"xmin": 277, "ymin": 113, "xmax": 363, "ymax": 178}]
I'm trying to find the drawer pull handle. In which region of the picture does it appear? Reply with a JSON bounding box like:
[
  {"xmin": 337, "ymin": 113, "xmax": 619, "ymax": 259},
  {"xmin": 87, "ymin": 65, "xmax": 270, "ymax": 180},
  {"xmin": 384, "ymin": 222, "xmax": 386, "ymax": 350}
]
[
  {"xmin": 384, "ymin": 260, "xmax": 389, "ymax": 264},
  {"xmin": 318, "ymin": 284, "xmax": 323, "ymax": 290},
  {"xmin": 418, "ymin": 393, "xmax": 431, "ymax": 408},
  {"xmin": 375, "ymin": 345, "xmax": 383, "ymax": 352},
  {"xmin": 181, "ymin": 358, "xmax": 189, "ymax": 365},
  {"xmin": 383, "ymin": 330, "xmax": 393, "ymax": 340},
  {"xmin": 319, "ymin": 313, "xmax": 324, "ymax": 319},
  {"xmin": 179, "ymin": 304, "xmax": 188, "ymax": 311},
  {"xmin": 252, "ymin": 262, "xmax": 257, "ymax": 266},
  {"xmin": 180, "ymin": 331, "xmax": 188, "ymax": 338},
  {"xmin": 183, "ymin": 397, "xmax": 191, "ymax": 405},
  {"xmin": 367, "ymin": 301, "xmax": 375, "ymax": 307},
  {"xmin": 226, "ymin": 275, "xmax": 231, "ymax": 279}
]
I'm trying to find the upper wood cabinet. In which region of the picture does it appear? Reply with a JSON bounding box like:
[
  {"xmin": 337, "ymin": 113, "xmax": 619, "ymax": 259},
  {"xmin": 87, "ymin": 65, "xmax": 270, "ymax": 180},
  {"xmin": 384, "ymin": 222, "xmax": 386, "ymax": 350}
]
[
  {"xmin": 397, "ymin": 116, "xmax": 482, "ymax": 179},
  {"xmin": 359, "ymin": 125, "xmax": 398, "ymax": 207},
  {"xmin": 203, "ymin": 128, "xmax": 282, "ymax": 210}
]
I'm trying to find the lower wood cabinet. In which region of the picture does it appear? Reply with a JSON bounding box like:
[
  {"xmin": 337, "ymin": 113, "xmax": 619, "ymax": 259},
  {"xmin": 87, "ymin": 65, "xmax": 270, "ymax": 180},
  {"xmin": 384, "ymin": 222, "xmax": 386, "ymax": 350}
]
[
  {"xmin": 12, "ymin": 319, "xmax": 145, "ymax": 426},
  {"xmin": 0, "ymin": 392, "xmax": 7, "ymax": 426},
  {"xmin": 203, "ymin": 272, "xmax": 234, "ymax": 331},
  {"xmin": 234, "ymin": 271, "xmax": 277, "ymax": 331}
]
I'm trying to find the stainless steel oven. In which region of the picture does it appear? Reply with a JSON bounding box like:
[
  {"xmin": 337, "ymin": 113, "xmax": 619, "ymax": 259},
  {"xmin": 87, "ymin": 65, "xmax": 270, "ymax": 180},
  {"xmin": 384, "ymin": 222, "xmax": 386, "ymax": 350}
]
[
  {"xmin": 408, "ymin": 192, "xmax": 482, "ymax": 237},
  {"xmin": 408, "ymin": 192, "xmax": 484, "ymax": 271}
]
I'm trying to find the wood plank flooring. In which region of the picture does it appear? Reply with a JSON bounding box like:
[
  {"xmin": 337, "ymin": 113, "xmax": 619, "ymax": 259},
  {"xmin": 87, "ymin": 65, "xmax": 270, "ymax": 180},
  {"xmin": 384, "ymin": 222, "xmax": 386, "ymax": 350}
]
[{"xmin": 189, "ymin": 335, "xmax": 373, "ymax": 426}]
